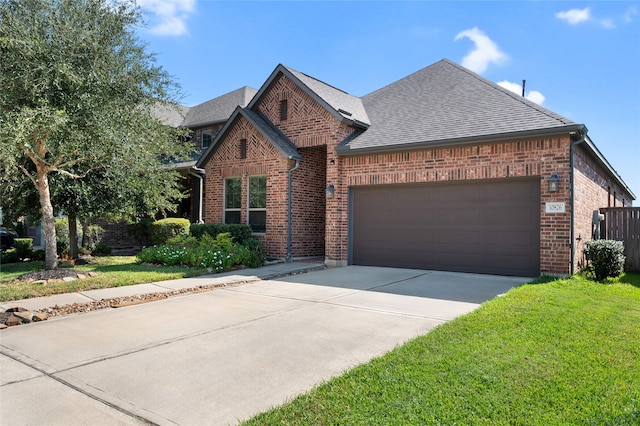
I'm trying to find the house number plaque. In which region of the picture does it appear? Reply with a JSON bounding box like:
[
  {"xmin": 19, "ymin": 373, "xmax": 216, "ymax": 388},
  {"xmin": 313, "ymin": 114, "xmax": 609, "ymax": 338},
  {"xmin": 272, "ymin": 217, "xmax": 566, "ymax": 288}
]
[{"xmin": 545, "ymin": 202, "xmax": 566, "ymax": 213}]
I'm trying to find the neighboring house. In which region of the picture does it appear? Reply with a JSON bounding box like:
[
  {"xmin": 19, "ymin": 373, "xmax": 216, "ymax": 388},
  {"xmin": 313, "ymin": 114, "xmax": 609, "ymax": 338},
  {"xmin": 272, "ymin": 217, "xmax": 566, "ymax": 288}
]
[
  {"xmin": 195, "ymin": 58, "xmax": 635, "ymax": 277},
  {"xmin": 98, "ymin": 87, "xmax": 257, "ymax": 249}
]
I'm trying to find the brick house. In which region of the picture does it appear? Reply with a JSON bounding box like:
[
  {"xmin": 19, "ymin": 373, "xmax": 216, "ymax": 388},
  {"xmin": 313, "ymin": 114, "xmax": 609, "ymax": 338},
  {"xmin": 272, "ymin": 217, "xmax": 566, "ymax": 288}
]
[{"xmin": 194, "ymin": 59, "xmax": 635, "ymax": 276}]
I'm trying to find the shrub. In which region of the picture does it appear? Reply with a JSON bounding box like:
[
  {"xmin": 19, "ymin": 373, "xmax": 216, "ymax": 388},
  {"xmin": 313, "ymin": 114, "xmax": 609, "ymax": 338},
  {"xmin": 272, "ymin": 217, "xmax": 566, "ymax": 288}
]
[
  {"xmin": 83, "ymin": 224, "xmax": 104, "ymax": 250},
  {"xmin": 13, "ymin": 238, "xmax": 33, "ymax": 261},
  {"xmin": 137, "ymin": 232, "xmax": 265, "ymax": 272},
  {"xmin": 190, "ymin": 223, "xmax": 252, "ymax": 244},
  {"xmin": 583, "ymin": 239, "xmax": 625, "ymax": 281},
  {"xmin": 150, "ymin": 218, "xmax": 191, "ymax": 246},
  {"xmin": 0, "ymin": 248, "xmax": 19, "ymax": 264},
  {"xmin": 31, "ymin": 249, "xmax": 45, "ymax": 261},
  {"xmin": 92, "ymin": 243, "xmax": 112, "ymax": 256},
  {"xmin": 55, "ymin": 218, "xmax": 70, "ymax": 255},
  {"xmin": 126, "ymin": 218, "xmax": 154, "ymax": 246},
  {"xmin": 239, "ymin": 238, "xmax": 265, "ymax": 268}
]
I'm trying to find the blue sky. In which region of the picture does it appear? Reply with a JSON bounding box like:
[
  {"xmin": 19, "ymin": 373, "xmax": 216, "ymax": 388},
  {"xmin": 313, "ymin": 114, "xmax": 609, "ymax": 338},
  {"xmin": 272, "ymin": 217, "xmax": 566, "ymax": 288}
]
[{"xmin": 136, "ymin": 1, "xmax": 640, "ymax": 200}]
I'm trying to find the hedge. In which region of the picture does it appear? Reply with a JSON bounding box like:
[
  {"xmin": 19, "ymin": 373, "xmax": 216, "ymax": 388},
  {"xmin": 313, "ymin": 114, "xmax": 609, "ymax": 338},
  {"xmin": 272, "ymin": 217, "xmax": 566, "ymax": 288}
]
[{"xmin": 150, "ymin": 218, "xmax": 191, "ymax": 246}]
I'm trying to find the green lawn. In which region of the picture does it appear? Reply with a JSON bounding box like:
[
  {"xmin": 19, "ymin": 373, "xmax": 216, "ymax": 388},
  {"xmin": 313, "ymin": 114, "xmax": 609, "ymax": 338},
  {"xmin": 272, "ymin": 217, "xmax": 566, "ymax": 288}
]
[
  {"xmin": 0, "ymin": 256, "xmax": 208, "ymax": 302},
  {"xmin": 243, "ymin": 274, "xmax": 640, "ymax": 425}
]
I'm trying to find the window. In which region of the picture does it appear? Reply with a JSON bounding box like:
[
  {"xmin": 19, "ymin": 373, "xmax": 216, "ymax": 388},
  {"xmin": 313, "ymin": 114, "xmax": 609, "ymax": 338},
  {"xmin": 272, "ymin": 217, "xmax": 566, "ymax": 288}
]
[
  {"xmin": 280, "ymin": 99, "xmax": 288, "ymax": 121},
  {"xmin": 224, "ymin": 178, "xmax": 241, "ymax": 224},
  {"xmin": 248, "ymin": 175, "xmax": 266, "ymax": 233},
  {"xmin": 201, "ymin": 129, "xmax": 212, "ymax": 149}
]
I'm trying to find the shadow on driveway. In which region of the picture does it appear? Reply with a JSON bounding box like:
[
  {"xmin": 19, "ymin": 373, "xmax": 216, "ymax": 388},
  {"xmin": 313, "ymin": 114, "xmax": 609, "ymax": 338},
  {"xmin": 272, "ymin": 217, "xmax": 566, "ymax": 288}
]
[{"xmin": 276, "ymin": 266, "xmax": 533, "ymax": 304}]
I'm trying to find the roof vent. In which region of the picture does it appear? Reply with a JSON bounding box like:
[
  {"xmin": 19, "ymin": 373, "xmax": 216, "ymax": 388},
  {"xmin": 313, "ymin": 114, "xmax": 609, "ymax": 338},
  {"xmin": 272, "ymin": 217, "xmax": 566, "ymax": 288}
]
[{"xmin": 338, "ymin": 108, "xmax": 352, "ymax": 117}]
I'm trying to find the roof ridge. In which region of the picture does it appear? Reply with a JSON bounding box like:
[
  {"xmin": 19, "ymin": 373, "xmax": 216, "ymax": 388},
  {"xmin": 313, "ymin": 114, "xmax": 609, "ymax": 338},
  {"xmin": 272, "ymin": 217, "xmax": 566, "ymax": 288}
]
[
  {"xmin": 442, "ymin": 59, "xmax": 574, "ymax": 126},
  {"xmin": 284, "ymin": 65, "xmax": 351, "ymax": 95}
]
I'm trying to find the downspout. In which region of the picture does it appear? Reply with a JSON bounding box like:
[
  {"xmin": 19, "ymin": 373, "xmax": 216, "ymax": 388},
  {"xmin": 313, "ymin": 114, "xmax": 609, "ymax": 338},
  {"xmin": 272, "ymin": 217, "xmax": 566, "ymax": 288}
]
[
  {"xmin": 189, "ymin": 166, "xmax": 206, "ymax": 224},
  {"xmin": 286, "ymin": 158, "xmax": 300, "ymax": 262},
  {"xmin": 569, "ymin": 132, "xmax": 585, "ymax": 275}
]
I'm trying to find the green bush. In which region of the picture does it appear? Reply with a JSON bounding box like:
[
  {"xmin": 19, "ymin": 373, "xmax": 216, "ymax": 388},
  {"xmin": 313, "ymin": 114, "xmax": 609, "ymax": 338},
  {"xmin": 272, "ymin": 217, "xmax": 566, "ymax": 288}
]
[
  {"xmin": 138, "ymin": 232, "xmax": 265, "ymax": 272},
  {"xmin": 126, "ymin": 218, "xmax": 154, "ymax": 246},
  {"xmin": 239, "ymin": 238, "xmax": 265, "ymax": 268},
  {"xmin": 31, "ymin": 249, "xmax": 45, "ymax": 261},
  {"xmin": 150, "ymin": 218, "xmax": 191, "ymax": 246},
  {"xmin": 0, "ymin": 248, "xmax": 19, "ymax": 264},
  {"xmin": 83, "ymin": 224, "xmax": 104, "ymax": 250},
  {"xmin": 190, "ymin": 223, "xmax": 252, "ymax": 244},
  {"xmin": 583, "ymin": 239, "xmax": 625, "ymax": 281},
  {"xmin": 92, "ymin": 243, "xmax": 112, "ymax": 256},
  {"xmin": 55, "ymin": 218, "xmax": 70, "ymax": 255},
  {"xmin": 13, "ymin": 238, "xmax": 33, "ymax": 261}
]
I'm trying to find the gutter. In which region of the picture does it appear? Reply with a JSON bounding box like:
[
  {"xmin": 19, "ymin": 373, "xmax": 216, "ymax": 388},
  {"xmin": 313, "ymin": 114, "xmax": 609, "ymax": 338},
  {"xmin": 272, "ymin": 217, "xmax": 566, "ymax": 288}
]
[
  {"xmin": 286, "ymin": 158, "xmax": 300, "ymax": 262},
  {"xmin": 189, "ymin": 166, "xmax": 206, "ymax": 224},
  {"xmin": 569, "ymin": 132, "xmax": 586, "ymax": 275}
]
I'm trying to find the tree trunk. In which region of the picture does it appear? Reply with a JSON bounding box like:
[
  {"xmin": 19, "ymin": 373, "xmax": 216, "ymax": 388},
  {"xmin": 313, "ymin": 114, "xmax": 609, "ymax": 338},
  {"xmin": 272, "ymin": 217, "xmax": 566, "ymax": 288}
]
[
  {"xmin": 68, "ymin": 211, "xmax": 78, "ymax": 259},
  {"xmin": 37, "ymin": 167, "xmax": 58, "ymax": 270},
  {"xmin": 81, "ymin": 218, "xmax": 90, "ymax": 249}
]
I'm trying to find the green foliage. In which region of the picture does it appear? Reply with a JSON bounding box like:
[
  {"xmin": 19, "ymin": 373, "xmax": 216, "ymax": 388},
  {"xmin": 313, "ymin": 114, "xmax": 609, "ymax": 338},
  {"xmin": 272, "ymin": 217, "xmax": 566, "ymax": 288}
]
[
  {"xmin": 239, "ymin": 238, "xmax": 265, "ymax": 268},
  {"xmin": 0, "ymin": 0, "xmax": 193, "ymax": 269},
  {"xmin": 190, "ymin": 223, "xmax": 253, "ymax": 244},
  {"xmin": 13, "ymin": 238, "xmax": 33, "ymax": 261},
  {"xmin": 92, "ymin": 243, "xmax": 112, "ymax": 256},
  {"xmin": 55, "ymin": 218, "xmax": 70, "ymax": 255},
  {"xmin": 583, "ymin": 239, "xmax": 626, "ymax": 281},
  {"xmin": 150, "ymin": 218, "xmax": 191, "ymax": 246},
  {"xmin": 0, "ymin": 248, "xmax": 19, "ymax": 264},
  {"xmin": 126, "ymin": 218, "xmax": 154, "ymax": 246},
  {"xmin": 83, "ymin": 224, "xmax": 104, "ymax": 250},
  {"xmin": 138, "ymin": 232, "xmax": 265, "ymax": 272},
  {"xmin": 31, "ymin": 249, "xmax": 46, "ymax": 261}
]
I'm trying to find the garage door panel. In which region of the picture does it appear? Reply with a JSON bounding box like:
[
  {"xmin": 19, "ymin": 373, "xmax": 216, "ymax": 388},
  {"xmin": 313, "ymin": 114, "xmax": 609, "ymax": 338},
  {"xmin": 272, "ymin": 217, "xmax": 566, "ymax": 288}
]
[{"xmin": 351, "ymin": 179, "xmax": 540, "ymax": 276}]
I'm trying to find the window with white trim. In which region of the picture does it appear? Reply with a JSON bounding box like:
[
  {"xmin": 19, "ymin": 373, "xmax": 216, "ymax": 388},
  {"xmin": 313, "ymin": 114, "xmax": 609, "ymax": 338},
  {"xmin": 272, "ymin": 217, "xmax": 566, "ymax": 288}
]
[
  {"xmin": 248, "ymin": 175, "xmax": 266, "ymax": 233},
  {"xmin": 224, "ymin": 177, "xmax": 241, "ymax": 224}
]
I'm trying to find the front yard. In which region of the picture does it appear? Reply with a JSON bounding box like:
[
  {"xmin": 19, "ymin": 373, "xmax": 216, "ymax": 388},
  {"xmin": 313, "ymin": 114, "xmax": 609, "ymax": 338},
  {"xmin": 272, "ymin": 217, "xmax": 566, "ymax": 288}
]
[
  {"xmin": 0, "ymin": 256, "xmax": 208, "ymax": 302},
  {"xmin": 244, "ymin": 274, "xmax": 640, "ymax": 425}
]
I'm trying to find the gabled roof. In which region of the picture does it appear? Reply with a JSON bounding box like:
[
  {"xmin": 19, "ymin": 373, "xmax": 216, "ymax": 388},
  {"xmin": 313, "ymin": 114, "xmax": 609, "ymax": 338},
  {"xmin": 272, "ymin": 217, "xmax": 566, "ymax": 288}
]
[
  {"xmin": 182, "ymin": 86, "xmax": 258, "ymax": 128},
  {"xmin": 196, "ymin": 107, "xmax": 302, "ymax": 168},
  {"xmin": 337, "ymin": 59, "xmax": 582, "ymax": 155},
  {"xmin": 248, "ymin": 64, "xmax": 370, "ymax": 128}
]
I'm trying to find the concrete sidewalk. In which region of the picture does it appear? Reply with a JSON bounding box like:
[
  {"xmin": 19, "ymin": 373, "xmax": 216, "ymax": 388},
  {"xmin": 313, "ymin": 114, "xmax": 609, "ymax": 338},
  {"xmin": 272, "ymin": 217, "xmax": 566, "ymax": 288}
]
[
  {"xmin": 0, "ymin": 261, "xmax": 325, "ymax": 313},
  {"xmin": 1, "ymin": 265, "xmax": 527, "ymax": 425}
]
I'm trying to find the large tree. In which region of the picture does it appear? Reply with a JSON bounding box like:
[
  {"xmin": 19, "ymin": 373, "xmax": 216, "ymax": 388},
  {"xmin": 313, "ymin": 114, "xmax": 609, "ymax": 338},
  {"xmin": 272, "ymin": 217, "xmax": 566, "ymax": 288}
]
[{"xmin": 0, "ymin": 0, "xmax": 191, "ymax": 269}]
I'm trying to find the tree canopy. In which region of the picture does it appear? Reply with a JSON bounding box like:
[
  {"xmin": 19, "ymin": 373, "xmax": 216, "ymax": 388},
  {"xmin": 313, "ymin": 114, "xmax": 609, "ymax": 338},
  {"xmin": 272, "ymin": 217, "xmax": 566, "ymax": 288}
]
[{"xmin": 0, "ymin": 0, "xmax": 193, "ymax": 269}]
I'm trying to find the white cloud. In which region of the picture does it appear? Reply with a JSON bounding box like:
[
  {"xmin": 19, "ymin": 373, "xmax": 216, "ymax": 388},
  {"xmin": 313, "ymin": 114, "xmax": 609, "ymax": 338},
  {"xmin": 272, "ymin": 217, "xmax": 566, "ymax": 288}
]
[
  {"xmin": 623, "ymin": 6, "xmax": 637, "ymax": 23},
  {"xmin": 497, "ymin": 80, "xmax": 546, "ymax": 105},
  {"xmin": 454, "ymin": 27, "xmax": 508, "ymax": 74},
  {"xmin": 138, "ymin": 0, "xmax": 195, "ymax": 36},
  {"xmin": 556, "ymin": 7, "xmax": 591, "ymax": 25}
]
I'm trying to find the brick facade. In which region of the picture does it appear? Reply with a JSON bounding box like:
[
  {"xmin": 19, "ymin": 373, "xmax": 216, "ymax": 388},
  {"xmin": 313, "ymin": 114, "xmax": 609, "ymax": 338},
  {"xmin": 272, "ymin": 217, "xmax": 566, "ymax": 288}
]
[
  {"xmin": 572, "ymin": 144, "xmax": 628, "ymax": 270},
  {"xmin": 199, "ymin": 69, "xmax": 631, "ymax": 276}
]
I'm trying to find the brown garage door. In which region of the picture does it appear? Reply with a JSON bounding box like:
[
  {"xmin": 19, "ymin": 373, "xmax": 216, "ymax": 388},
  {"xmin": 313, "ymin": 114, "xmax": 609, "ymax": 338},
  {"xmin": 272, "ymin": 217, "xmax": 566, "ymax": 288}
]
[{"xmin": 351, "ymin": 179, "xmax": 540, "ymax": 276}]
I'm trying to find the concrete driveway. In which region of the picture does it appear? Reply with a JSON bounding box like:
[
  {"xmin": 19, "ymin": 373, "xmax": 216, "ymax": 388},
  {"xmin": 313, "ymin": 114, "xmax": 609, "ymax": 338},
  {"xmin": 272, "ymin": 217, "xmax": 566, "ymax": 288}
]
[{"xmin": 1, "ymin": 266, "xmax": 528, "ymax": 425}]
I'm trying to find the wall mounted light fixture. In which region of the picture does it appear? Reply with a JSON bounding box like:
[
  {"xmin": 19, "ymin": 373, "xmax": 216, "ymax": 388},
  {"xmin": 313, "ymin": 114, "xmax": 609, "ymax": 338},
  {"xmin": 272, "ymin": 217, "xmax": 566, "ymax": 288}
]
[
  {"xmin": 326, "ymin": 184, "xmax": 335, "ymax": 199},
  {"xmin": 548, "ymin": 173, "xmax": 560, "ymax": 193}
]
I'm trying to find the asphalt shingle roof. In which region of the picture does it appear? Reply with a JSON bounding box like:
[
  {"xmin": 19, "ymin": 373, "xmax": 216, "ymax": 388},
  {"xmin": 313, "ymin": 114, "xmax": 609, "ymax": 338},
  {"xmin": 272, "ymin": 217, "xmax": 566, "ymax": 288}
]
[
  {"xmin": 181, "ymin": 86, "xmax": 258, "ymax": 128},
  {"xmin": 338, "ymin": 59, "xmax": 579, "ymax": 154}
]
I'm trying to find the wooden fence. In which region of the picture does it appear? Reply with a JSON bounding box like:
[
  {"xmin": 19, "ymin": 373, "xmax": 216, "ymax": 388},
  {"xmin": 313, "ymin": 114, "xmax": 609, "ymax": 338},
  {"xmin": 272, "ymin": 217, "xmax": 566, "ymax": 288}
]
[{"xmin": 600, "ymin": 207, "xmax": 640, "ymax": 272}]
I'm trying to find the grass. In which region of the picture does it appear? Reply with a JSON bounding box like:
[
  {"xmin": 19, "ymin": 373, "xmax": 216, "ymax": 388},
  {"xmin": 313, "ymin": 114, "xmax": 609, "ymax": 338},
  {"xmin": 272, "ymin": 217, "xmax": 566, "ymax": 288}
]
[
  {"xmin": 243, "ymin": 273, "xmax": 640, "ymax": 425},
  {"xmin": 0, "ymin": 256, "xmax": 208, "ymax": 302}
]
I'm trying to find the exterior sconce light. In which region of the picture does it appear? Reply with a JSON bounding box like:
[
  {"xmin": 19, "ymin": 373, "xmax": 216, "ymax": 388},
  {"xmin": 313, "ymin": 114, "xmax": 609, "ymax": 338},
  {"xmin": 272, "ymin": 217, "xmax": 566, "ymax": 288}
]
[
  {"xmin": 548, "ymin": 173, "xmax": 560, "ymax": 193},
  {"xmin": 326, "ymin": 184, "xmax": 335, "ymax": 199}
]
